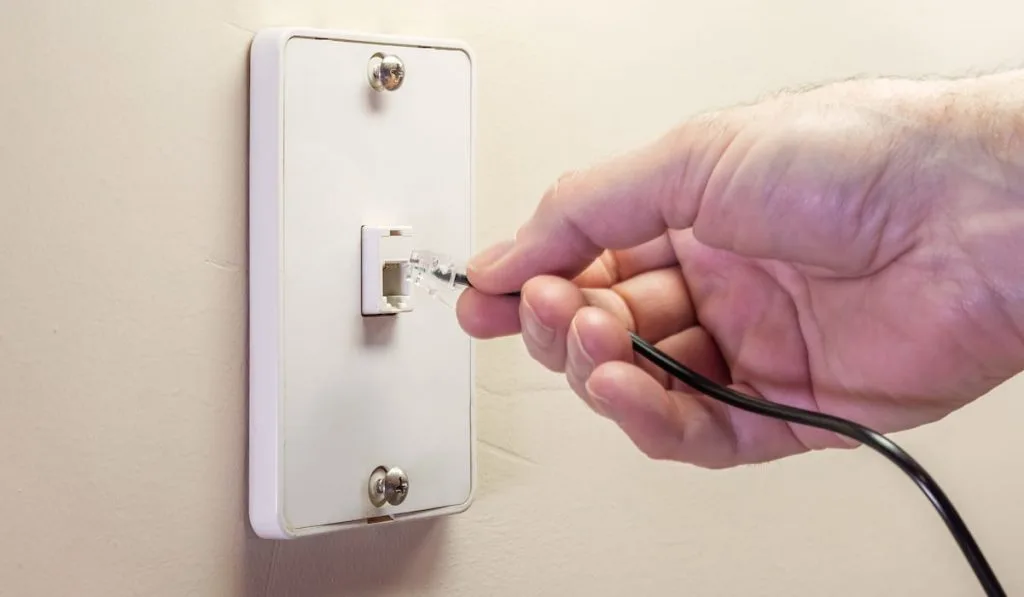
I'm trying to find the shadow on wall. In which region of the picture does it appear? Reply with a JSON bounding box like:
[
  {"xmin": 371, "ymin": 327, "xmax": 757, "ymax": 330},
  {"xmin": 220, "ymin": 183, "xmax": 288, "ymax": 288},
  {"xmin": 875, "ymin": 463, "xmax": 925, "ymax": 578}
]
[{"xmin": 243, "ymin": 517, "xmax": 447, "ymax": 596}]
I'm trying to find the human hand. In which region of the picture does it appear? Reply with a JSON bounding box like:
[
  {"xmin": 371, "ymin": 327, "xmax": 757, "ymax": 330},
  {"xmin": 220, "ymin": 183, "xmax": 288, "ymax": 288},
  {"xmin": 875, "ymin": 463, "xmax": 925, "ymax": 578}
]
[{"xmin": 457, "ymin": 73, "xmax": 1024, "ymax": 468}]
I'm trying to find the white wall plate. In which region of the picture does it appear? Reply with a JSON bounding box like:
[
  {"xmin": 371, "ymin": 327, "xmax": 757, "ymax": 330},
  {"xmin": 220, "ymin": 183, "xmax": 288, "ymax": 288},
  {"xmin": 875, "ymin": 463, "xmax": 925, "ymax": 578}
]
[{"xmin": 248, "ymin": 27, "xmax": 476, "ymax": 539}]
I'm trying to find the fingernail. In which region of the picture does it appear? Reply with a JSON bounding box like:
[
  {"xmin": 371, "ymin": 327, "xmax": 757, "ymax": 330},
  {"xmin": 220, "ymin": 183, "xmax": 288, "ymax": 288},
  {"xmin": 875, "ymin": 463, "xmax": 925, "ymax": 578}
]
[
  {"xmin": 468, "ymin": 239, "xmax": 515, "ymax": 272},
  {"xmin": 566, "ymin": 323, "xmax": 595, "ymax": 379},
  {"xmin": 520, "ymin": 299, "xmax": 555, "ymax": 348},
  {"xmin": 585, "ymin": 380, "xmax": 616, "ymax": 419}
]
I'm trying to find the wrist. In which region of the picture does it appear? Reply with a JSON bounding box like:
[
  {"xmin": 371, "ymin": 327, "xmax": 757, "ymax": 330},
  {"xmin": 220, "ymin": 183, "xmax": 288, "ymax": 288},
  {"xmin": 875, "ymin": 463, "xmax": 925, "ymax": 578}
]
[
  {"xmin": 920, "ymin": 71, "xmax": 1024, "ymax": 367},
  {"xmin": 930, "ymin": 70, "xmax": 1024, "ymax": 182}
]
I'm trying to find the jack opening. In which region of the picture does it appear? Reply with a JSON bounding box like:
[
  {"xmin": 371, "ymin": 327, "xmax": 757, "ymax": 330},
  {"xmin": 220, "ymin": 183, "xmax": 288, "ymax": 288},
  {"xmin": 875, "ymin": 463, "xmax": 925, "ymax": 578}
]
[
  {"xmin": 382, "ymin": 261, "xmax": 411, "ymax": 311},
  {"xmin": 361, "ymin": 225, "xmax": 414, "ymax": 316}
]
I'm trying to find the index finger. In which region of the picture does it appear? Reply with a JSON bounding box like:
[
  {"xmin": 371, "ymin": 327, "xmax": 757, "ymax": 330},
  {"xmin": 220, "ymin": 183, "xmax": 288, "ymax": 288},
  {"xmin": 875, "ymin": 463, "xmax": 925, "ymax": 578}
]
[
  {"xmin": 455, "ymin": 235, "xmax": 677, "ymax": 340},
  {"xmin": 467, "ymin": 117, "xmax": 737, "ymax": 294}
]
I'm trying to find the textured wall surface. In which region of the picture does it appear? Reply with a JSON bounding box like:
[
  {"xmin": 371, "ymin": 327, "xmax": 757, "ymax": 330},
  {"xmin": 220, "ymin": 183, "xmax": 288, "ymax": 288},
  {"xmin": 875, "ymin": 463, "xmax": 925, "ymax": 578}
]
[{"xmin": 1, "ymin": 1, "xmax": 1022, "ymax": 595}]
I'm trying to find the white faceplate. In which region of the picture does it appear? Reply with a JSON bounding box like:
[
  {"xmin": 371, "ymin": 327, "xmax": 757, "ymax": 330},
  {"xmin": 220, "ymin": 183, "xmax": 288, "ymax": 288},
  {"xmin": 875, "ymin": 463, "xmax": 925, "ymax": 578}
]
[{"xmin": 248, "ymin": 28, "xmax": 476, "ymax": 538}]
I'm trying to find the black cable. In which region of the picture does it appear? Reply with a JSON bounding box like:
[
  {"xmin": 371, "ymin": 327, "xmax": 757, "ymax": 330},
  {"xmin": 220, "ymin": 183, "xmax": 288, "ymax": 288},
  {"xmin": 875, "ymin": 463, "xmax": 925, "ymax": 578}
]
[
  {"xmin": 628, "ymin": 331, "xmax": 1004, "ymax": 596},
  {"xmin": 450, "ymin": 270, "xmax": 1003, "ymax": 593}
]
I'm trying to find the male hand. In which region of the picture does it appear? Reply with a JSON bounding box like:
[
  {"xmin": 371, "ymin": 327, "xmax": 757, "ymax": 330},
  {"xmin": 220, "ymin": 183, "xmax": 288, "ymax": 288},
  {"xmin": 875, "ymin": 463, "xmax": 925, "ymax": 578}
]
[{"xmin": 457, "ymin": 73, "xmax": 1024, "ymax": 468}]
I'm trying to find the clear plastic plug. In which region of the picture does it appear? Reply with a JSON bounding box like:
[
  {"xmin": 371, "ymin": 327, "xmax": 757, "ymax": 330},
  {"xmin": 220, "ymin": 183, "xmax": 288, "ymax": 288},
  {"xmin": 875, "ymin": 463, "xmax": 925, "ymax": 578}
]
[{"xmin": 407, "ymin": 249, "xmax": 470, "ymax": 308}]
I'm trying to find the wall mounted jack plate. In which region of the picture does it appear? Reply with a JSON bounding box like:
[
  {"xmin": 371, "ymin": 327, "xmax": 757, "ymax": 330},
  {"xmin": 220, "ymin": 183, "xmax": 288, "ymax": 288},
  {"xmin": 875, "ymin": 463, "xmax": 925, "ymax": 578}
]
[{"xmin": 248, "ymin": 28, "xmax": 476, "ymax": 539}]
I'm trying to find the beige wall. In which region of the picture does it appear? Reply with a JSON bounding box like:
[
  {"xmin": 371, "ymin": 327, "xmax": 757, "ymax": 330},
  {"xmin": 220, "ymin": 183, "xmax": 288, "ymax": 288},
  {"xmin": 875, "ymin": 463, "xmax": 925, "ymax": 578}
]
[{"xmin": 2, "ymin": 1, "xmax": 1023, "ymax": 595}]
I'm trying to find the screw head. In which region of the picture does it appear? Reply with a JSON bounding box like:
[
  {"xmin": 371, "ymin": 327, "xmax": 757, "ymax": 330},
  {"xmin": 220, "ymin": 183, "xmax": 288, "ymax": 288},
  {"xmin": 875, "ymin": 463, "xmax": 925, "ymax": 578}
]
[
  {"xmin": 368, "ymin": 465, "xmax": 409, "ymax": 507},
  {"xmin": 383, "ymin": 467, "xmax": 409, "ymax": 505},
  {"xmin": 368, "ymin": 53, "xmax": 405, "ymax": 91}
]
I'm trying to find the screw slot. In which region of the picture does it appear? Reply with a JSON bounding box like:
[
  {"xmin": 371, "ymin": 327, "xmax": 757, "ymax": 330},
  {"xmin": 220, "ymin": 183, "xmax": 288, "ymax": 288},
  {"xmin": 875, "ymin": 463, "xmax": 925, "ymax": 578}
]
[{"xmin": 368, "ymin": 52, "xmax": 405, "ymax": 91}]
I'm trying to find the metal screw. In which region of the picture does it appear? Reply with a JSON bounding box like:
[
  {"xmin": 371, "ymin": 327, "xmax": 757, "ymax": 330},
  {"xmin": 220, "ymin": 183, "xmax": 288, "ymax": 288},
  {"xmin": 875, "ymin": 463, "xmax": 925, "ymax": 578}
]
[
  {"xmin": 368, "ymin": 466, "xmax": 409, "ymax": 507},
  {"xmin": 368, "ymin": 52, "xmax": 405, "ymax": 91}
]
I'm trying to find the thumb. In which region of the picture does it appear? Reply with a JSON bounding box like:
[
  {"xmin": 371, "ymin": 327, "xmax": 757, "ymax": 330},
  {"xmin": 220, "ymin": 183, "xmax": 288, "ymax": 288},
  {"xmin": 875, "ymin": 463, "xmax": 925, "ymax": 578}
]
[{"xmin": 467, "ymin": 119, "xmax": 736, "ymax": 294}]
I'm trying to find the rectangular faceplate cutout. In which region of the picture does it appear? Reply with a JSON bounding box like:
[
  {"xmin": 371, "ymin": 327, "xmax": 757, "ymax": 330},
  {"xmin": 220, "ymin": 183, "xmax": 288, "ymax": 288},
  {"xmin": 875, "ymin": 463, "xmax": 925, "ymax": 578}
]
[
  {"xmin": 248, "ymin": 28, "xmax": 476, "ymax": 539},
  {"xmin": 361, "ymin": 225, "xmax": 414, "ymax": 316}
]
